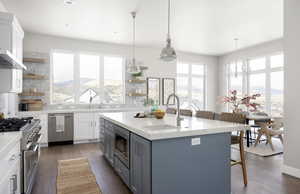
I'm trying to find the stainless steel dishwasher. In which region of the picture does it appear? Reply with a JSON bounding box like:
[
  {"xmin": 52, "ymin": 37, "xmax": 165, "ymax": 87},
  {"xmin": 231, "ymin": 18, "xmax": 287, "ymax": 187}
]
[{"xmin": 48, "ymin": 113, "xmax": 74, "ymax": 146}]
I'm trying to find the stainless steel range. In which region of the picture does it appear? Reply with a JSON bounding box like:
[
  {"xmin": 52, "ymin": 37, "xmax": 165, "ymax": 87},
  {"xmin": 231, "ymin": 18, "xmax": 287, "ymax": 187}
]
[{"xmin": 0, "ymin": 117, "xmax": 41, "ymax": 194}]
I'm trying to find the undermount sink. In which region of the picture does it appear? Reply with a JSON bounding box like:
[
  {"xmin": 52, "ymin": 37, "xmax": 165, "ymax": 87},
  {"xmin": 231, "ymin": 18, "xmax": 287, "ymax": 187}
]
[{"xmin": 144, "ymin": 124, "xmax": 178, "ymax": 131}]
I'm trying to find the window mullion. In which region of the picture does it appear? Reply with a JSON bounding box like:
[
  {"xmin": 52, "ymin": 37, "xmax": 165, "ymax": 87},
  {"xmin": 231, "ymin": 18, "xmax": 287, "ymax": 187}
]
[
  {"xmin": 99, "ymin": 56, "xmax": 104, "ymax": 104},
  {"xmin": 74, "ymin": 53, "xmax": 80, "ymax": 104},
  {"xmin": 266, "ymin": 56, "xmax": 272, "ymax": 114},
  {"xmin": 188, "ymin": 64, "xmax": 192, "ymax": 109}
]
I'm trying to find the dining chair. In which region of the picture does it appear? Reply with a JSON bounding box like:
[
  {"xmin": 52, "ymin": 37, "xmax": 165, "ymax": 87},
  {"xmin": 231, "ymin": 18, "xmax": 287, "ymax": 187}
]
[
  {"xmin": 179, "ymin": 109, "xmax": 193, "ymax": 117},
  {"xmin": 219, "ymin": 112, "xmax": 248, "ymax": 186},
  {"xmin": 249, "ymin": 112, "xmax": 270, "ymax": 143},
  {"xmin": 166, "ymin": 108, "xmax": 177, "ymax": 114},
  {"xmin": 195, "ymin": 111, "xmax": 215, "ymax": 120},
  {"xmin": 254, "ymin": 117, "xmax": 284, "ymax": 151}
]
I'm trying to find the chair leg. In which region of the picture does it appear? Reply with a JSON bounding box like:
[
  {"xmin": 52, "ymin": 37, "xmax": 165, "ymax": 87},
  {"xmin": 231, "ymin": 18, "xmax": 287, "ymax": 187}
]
[
  {"xmin": 267, "ymin": 134, "xmax": 275, "ymax": 151},
  {"xmin": 278, "ymin": 134, "xmax": 284, "ymax": 145},
  {"xmin": 239, "ymin": 131, "xmax": 248, "ymax": 186},
  {"xmin": 254, "ymin": 132, "xmax": 263, "ymax": 147}
]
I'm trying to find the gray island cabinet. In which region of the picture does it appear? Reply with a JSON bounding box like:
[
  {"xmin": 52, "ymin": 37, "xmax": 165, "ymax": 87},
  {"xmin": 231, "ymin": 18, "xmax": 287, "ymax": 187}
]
[{"xmin": 101, "ymin": 112, "xmax": 249, "ymax": 194}]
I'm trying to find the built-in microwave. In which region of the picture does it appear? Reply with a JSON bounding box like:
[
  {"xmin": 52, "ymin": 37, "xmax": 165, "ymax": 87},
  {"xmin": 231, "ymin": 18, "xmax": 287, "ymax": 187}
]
[{"xmin": 114, "ymin": 126, "xmax": 130, "ymax": 168}]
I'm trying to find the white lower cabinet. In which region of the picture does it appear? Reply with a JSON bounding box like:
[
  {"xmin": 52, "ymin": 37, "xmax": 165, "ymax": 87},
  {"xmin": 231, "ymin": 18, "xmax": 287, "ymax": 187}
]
[
  {"xmin": 74, "ymin": 112, "xmax": 99, "ymax": 141},
  {"xmin": 0, "ymin": 141, "xmax": 21, "ymax": 194}
]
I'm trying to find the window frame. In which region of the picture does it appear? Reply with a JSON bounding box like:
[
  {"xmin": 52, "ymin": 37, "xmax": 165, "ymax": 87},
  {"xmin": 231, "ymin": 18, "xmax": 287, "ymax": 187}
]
[
  {"xmin": 177, "ymin": 62, "xmax": 207, "ymax": 110},
  {"xmin": 50, "ymin": 49, "xmax": 125, "ymax": 105},
  {"xmin": 226, "ymin": 52, "xmax": 284, "ymax": 115}
]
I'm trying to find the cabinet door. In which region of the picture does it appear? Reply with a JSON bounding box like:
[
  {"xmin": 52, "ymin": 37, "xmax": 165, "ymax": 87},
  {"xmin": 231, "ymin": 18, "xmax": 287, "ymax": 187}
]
[
  {"xmin": 0, "ymin": 155, "xmax": 20, "ymax": 194},
  {"xmin": 130, "ymin": 134, "xmax": 151, "ymax": 194},
  {"xmin": 103, "ymin": 127, "xmax": 110, "ymax": 160},
  {"xmin": 93, "ymin": 114, "xmax": 100, "ymax": 139},
  {"xmin": 74, "ymin": 113, "xmax": 94, "ymax": 140},
  {"xmin": 107, "ymin": 129, "xmax": 115, "ymax": 165},
  {"xmin": 39, "ymin": 114, "xmax": 48, "ymax": 144}
]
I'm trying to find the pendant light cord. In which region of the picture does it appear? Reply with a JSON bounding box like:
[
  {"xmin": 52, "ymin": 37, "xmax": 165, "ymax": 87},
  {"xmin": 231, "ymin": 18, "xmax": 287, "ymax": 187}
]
[
  {"xmin": 132, "ymin": 12, "xmax": 136, "ymax": 60},
  {"xmin": 234, "ymin": 38, "xmax": 239, "ymax": 77},
  {"xmin": 167, "ymin": 0, "xmax": 171, "ymax": 39}
]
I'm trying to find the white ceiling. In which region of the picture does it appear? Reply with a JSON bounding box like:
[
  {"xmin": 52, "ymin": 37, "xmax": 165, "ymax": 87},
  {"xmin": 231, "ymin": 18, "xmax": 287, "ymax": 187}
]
[{"xmin": 2, "ymin": 0, "xmax": 283, "ymax": 56}]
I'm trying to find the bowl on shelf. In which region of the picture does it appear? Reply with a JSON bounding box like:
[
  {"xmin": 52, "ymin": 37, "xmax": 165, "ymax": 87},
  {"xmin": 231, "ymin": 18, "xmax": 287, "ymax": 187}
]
[{"xmin": 154, "ymin": 111, "xmax": 166, "ymax": 119}]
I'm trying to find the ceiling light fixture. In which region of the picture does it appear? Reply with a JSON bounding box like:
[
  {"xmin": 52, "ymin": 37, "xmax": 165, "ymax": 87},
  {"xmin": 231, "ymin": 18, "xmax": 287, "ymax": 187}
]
[
  {"xmin": 160, "ymin": 0, "xmax": 177, "ymax": 62},
  {"xmin": 64, "ymin": 0, "xmax": 75, "ymax": 5},
  {"xmin": 127, "ymin": 12, "xmax": 141, "ymax": 74}
]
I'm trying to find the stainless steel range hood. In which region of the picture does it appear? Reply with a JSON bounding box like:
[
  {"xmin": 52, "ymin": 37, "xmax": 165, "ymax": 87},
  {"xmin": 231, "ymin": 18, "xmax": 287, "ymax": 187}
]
[{"xmin": 0, "ymin": 50, "xmax": 27, "ymax": 70}]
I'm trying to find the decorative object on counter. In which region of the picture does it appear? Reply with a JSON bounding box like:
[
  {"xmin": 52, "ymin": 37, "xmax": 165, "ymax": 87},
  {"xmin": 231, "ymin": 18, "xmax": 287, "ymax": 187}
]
[
  {"xmin": 134, "ymin": 112, "xmax": 146, "ymax": 118},
  {"xmin": 160, "ymin": 0, "xmax": 177, "ymax": 62},
  {"xmin": 162, "ymin": 78, "xmax": 176, "ymax": 105},
  {"xmin": 0, "ymin": 112, "xmax": 4, "ymax": 119},
  {"xmin": 147, "ymin": 77, "xmax": 161, "ymax": 105},
  {"xmin": 153, "ymin": 110, "xmax": 166, "ymax": 119},
  {"xmin": 127, "ymin": 11, "xmax": 141, "ymax": 74},
  {"xmin": 220, "ymin": 90, "xmax": 261, "ymax": 113}
]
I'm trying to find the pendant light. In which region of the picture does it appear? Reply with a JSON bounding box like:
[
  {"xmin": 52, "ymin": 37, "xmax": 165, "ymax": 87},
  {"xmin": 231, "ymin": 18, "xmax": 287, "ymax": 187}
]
[
  {"xmin": 234, "ymin": 38, "xmax": 239, "ymax": 78},
  {"xmin": 127, "ymin": 12, "xmax": 141, "ymax": 74},
  {"xmin": 160, "ymin": 0, "xmax": 177, "ymax": 62}
]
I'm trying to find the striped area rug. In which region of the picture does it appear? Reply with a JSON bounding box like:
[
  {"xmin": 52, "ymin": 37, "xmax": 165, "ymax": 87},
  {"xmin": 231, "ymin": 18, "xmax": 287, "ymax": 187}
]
[{"xmin": 57, "ymin": 158, "xmax": 102, "ymax": 194}]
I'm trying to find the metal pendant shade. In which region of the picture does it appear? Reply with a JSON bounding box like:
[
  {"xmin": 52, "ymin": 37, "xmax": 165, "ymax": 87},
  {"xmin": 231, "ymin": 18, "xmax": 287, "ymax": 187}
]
[
  {"xmin": 127, "ymin": 12, "xmax": 141, "ymax": 74},
  {"xmin": 160, "ymin": 0, "xmax": 177, "ymax": 62}
]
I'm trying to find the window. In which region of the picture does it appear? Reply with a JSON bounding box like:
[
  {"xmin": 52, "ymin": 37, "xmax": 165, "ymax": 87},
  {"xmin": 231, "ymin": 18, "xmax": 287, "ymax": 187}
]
[
  {"xmin": 177, "ymin": 63, "xmax": 206, "ymax": 110},
  {"xmin": 51, "ymin": 51, "xmax": 124, "ymax": 105},
  {"xmin": 226, "ymin": 53, "xmax": 284, "ymax": 116},
  {"xmin": 103, "ymin": 56, "xmax": 124, "ymax": 104},
  {"xmin": 52, "ymin": 52, "xmax": 75, "ymax": 104},
  {"xmin": 79, "ymin": 54, "xmax": 100, "ymax": 104}
]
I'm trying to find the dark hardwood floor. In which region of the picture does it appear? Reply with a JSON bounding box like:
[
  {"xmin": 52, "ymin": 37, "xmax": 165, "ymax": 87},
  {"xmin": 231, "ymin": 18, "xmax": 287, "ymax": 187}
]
[{"xmin": 32, "ymin": 143, "xmax": 300, "ymax": 194}]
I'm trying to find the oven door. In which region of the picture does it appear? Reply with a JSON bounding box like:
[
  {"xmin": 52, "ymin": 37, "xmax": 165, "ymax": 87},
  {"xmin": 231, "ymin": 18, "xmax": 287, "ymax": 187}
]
[{"xmin": 23, "ymin": 143, "xmax": 40, "ymax": 194}]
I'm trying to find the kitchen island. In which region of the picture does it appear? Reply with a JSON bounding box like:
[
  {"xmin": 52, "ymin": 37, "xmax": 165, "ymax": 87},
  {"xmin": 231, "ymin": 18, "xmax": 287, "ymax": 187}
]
[{"xmin": 100, "ymin": 112, "xmax": 250, "ymax": 194}]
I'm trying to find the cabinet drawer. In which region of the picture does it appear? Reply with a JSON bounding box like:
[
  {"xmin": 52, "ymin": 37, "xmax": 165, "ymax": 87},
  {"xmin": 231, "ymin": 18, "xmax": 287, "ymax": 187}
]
[
  {"xmin": 0, "ymin": 141, "xmax": 20, "ymax": 177},
  {"xmin": 114, "ymin": 156, "xmax": 130, "ymax": 187}
]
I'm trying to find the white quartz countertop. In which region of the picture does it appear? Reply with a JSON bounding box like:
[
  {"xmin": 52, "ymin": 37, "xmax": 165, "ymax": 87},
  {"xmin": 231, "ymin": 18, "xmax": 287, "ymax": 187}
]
[
  {"xmin": 0, "ymin": 132, "xmax": 21, "ymax": 157},
  {"xmin": 100, "ymin": 112, "xmax": 250, "ymax": 140},
  {"xmin": 18, "ymin": 107, "xmax": 148, "ymax": 114}
]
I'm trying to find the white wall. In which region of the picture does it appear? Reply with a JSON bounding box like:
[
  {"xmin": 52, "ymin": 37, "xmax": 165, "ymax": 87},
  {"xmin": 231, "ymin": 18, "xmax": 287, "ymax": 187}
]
[
  {"xmin": 23, "ymin": 32, "xmax": 219, "ymax": 110},
  {"xmin": 282, "ymin": 0, "xmax": 300, "ymax": 179},
  {"xmin": 217, "ymin": 39, "xmax": 283, "ymax": 112}
]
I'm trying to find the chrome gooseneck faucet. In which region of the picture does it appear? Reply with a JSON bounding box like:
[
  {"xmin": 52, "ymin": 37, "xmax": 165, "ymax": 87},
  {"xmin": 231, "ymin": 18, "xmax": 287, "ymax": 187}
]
[{"xmin": 166, "ymin": 93, "xmax": 183, "ymax": 127}]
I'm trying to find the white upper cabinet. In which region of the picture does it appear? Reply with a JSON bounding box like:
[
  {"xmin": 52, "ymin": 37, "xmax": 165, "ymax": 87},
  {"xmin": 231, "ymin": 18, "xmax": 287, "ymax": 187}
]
[
  {"xmin": 0, "ymin": 12, "xmax": 24, "ymax": 61},
  {"xmin": 0, "ymin": 12, "xmax": 24, "ymax": 93}
]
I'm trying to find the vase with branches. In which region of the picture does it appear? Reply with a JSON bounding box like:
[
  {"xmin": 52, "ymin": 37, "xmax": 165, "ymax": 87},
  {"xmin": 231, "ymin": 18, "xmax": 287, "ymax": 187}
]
[{"xmin": 220, "ymin": 90, "xmax": 261, "ymax": 113}]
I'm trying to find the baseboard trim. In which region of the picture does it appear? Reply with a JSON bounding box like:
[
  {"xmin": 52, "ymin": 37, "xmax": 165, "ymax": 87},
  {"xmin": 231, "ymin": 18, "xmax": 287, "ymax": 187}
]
[
  {"xmin": 39, "ymin": 143, "xmax": 48, "ymax": 148},
  {"xmin": 74, "ymin": 139, "xmax": 100, "ymax": 144},
  {"xmin": 282, "ymin": 164, "xmax": 300, "ymax": 179}
]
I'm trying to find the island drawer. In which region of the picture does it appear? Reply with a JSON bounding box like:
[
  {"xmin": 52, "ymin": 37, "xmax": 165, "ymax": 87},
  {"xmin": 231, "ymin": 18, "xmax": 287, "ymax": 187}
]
[{"xmin": 114, "ymin": 156, "xmax": 130, "ymax": 187}]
